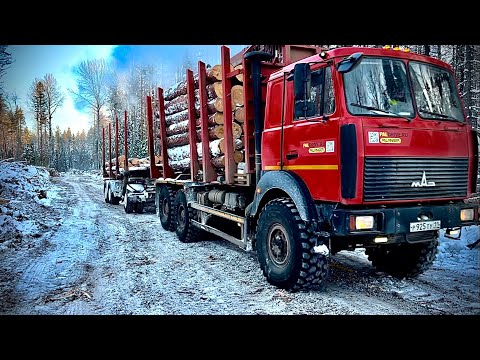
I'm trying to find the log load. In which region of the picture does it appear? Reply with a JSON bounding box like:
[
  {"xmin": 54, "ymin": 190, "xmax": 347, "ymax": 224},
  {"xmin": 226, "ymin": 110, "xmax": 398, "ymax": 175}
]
[
  {"xmin": 163, "ymin": 64, "xmax": 233, "ymax": 101},
  {"xmin": 164, "ymin": 84, "xmax": 223, "ymax": 118},
  {"xmin": 160, "ymin": 64, "xmax": 246, "ymax": 174},
  {"xmin": 166, "ymin": 126, "xmax": 225, "ymax": 148},
  {"xmin": 166, "ymin": 113, "xmax": 224, "ymax": 137},
  {"xmin": 166, "ymin": 137, "xmax": 244, "ymax": 162},
  {"xmin": 211, "ymin": 151, "xmax": 244, "ymax": 168}
]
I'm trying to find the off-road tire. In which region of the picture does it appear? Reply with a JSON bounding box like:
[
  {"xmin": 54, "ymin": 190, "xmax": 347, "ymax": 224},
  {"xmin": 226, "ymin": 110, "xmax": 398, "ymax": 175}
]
[
  {"xmin": 104, "ymin": 184, "xmax": 110, "ymax": 204},
  {"xmin": 174, "ymin": 190, "xmax": 201, "ymax": 243},
  {"xmin": 157, "ymin": 185, "xmax": 176, "ymax": 231},
  {"xmin": 111, "ymin": 193, "xmax": 120, "ymax": 205},
  {"xmin": 135, "ymin": 202, "xmax": 144, "ymax": 214},
  {"xmin": 256, "ymin": 198, "xmax": 329, "ymax": 292},
  {"xmin": 365, "ymin": 238, "xmax": 439, "ymax": 278},
  {"xmin": 124, "ymin": 195, "xmax": 134, "ymax": 214}
]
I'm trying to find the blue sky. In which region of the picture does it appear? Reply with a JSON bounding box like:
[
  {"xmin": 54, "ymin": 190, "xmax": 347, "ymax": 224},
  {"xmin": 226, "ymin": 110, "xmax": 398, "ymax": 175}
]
[{"xmin": 2, "ymin": 45, "xmax": 246, "ymax": 134}]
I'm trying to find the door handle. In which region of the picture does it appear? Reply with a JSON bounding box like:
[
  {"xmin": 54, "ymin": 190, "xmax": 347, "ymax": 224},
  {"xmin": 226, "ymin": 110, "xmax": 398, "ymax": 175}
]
[
  {"xmin": 286, "ymin": 152, "xmax": 298, "ymax": 160},
  {"xmin": 379, "ymin": 124, "xmax": 400, "ymax": 128}
]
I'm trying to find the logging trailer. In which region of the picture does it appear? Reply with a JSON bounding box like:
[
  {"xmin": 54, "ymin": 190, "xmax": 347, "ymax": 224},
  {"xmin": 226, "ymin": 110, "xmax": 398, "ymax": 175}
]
[
  {"xmin": 145, "ymin": 45, "xmax": 479, "ymax": 291},
  {"xmin": 102, "ymin": 112, "xmax": 155, "ymax": 214}
]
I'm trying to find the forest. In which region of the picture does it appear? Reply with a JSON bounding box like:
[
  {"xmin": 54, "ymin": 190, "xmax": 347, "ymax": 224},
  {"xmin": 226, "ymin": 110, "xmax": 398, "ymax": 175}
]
[{"xmin": 0, "ymin": 44, "xmax": 478, "ymax": 172}]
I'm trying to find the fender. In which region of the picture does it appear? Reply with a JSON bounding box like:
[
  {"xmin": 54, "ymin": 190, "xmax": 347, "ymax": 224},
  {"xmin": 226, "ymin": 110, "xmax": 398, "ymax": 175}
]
[{"xmin": 248, "ymin": 171, "xmax": 318, "ymax": 222}]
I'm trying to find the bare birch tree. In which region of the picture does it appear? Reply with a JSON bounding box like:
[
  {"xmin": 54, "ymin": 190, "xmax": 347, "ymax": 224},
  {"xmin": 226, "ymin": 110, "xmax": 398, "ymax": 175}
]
[{"xmin": 70, "ymin": 59, "xmax": 109, "ymax": 168}]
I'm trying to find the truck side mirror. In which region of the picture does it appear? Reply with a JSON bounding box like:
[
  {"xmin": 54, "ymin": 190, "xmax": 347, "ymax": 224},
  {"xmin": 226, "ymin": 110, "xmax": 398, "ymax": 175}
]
[{"xmin": 294, "ymin": 63, "xmax": 311, "ymax": 101}]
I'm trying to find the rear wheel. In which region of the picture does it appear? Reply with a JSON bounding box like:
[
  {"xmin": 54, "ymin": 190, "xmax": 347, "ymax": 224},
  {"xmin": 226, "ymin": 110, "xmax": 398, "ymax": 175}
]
[
  {"xmin": 256, "ymin": 198, "xmax": 329, "ymax": 292},
  {"xmin": 135, "ymin": 202, "xmax": 144, "ymax": 214},
  {"xmin": 111, "ymin": 192, "xmax": 120, "ymax": 205},
  {"xmin": 124, "ymin": 195, "xmax": 134, "ymax": 214},
  {"xmin": 107, "ymin": 188, "xmax": 114, "ymax": 204},
  {"xmin": 365, "ymin": 238, "xmax": 439, "ymax": 278},
  {"xmin": 104, "ymin": 184, "xmax": 110, "ymax": 204},
  {"xmin": 157, "ymin": 185, "xmax": 176, "ymax": 231},
  {"xmin": 174, "ymin": 190, "xmax": 200, "ymax": 243}
]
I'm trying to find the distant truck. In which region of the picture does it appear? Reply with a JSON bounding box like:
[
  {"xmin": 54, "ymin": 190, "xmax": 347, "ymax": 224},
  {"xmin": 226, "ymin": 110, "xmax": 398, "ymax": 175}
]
[{"xmin": 102, "ymin": 112, "xmax": 155, "ymax": 213}]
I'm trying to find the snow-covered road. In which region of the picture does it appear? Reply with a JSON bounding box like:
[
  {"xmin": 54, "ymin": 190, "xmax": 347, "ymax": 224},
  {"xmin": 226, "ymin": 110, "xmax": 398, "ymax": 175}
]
[{"xmin": 1, "ymin": 170, "xmax": 479, "ymax": 314}]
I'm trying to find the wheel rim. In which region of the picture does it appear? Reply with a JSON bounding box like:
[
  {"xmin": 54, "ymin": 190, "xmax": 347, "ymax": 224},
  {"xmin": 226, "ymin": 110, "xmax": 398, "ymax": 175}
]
[
  {"xmin": 162, "ymin": 197, "xmax": 169, "ymax": 218},
  {"xmin": 177, "ymin": 204, "xmax": 186, "ymax": 233},
  {"xmin": 267, "ymin": 224, "xmax": 290, "ymax": 267}
]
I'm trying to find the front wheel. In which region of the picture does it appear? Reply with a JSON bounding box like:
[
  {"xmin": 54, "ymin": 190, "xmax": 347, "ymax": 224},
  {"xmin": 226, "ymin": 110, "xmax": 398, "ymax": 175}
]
[
  {"xmin": 365, "ymin": 238, "xmax": 439, "ymax": 278},
  {"xmin": 256, "ymin": 198, "xmax": 329, "ymax": 292}
]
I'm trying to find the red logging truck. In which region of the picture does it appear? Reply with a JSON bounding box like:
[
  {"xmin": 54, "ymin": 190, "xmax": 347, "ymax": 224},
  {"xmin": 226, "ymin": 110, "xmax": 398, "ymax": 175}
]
[{"xmin": 145, "ymin": 45, "xmax": 479, "ymax": 291}]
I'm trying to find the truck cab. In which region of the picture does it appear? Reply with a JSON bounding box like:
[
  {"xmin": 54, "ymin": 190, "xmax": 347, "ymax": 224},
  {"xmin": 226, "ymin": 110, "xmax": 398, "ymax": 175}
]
[{"xmin": 259, "ymin": 46, "xmax": 478, "ymax": 277}]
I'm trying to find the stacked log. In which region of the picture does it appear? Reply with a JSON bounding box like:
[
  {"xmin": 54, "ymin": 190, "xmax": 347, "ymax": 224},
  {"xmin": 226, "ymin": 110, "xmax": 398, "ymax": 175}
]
[
  {"xmin": 105, "ymin": 155, "xmax": 160, "ymax": 172},
  {"xmin": 161, "ymin": 63, "xmax": 245, "ymax": 174}
]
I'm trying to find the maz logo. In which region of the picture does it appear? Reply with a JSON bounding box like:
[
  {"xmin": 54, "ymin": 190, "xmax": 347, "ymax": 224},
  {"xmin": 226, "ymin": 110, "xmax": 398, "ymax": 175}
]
[{"xmin": 411, "ymin": 171, "xmax": 436, "ymax": 187}]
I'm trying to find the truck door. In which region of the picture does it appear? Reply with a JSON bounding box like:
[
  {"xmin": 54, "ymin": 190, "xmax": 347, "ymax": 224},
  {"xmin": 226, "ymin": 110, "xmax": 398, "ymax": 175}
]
[{"xmin": 283, "ymin": 65, "xmax": 341, "ymax": 201}]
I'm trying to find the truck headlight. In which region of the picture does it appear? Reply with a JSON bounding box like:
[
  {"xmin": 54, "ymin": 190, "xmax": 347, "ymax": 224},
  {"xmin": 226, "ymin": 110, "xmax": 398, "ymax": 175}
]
[
  {"xmin": 350, "ymin": 215, "xmax": 374, "ymax": 230},
  {"xmin": 460, "ymin": 209, "xmax": 474, "ymax": 221}
]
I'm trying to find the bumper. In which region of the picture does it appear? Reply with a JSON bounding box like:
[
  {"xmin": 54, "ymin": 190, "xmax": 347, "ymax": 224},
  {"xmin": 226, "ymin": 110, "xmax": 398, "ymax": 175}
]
[
  {"xmin": 127, "ymin": 190, "xmax": 156, "ymax": 203},
  {"xmin": 331, "ymin": 203, "xmax": 479, "ymax": 239}
]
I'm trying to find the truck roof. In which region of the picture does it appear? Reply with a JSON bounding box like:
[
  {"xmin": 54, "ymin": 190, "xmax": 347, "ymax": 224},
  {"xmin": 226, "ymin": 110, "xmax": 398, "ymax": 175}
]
[{"xmin": 269, "ymin": 46, "xmax": 453, "ymax": 81}]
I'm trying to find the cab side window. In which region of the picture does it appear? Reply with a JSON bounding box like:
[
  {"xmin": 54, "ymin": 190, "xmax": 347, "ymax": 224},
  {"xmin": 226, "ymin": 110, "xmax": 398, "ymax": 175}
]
[{"xmin": 294, "ymin": 66, "xmax": 335, "ymax": 120}]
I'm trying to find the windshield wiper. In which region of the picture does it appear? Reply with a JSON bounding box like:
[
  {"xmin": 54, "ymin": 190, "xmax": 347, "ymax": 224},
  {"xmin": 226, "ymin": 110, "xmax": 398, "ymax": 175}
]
[
  {"xmin": 350, "ymin": 103, "xmax": 412, "ymax": 122},
  {"xmin": 418, "ymin": 109, "xmax": 465, "ymax": 125}
]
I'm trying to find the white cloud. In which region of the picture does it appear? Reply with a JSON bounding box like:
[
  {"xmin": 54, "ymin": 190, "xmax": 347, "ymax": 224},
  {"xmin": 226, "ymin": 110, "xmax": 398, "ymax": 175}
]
[{"xmin": 52, "ymin": 95, "xmax": 93, "ymax": 135}]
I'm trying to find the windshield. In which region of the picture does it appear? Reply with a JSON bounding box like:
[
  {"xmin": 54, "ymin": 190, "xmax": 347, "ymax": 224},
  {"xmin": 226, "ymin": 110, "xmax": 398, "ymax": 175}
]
[
  {"xmin": 409, "ymin": 62, "xmax": 465, "ymax": 122},
  {"xmin": 344, "ymin": 57, "xmax": 415, "ymax": 118}
]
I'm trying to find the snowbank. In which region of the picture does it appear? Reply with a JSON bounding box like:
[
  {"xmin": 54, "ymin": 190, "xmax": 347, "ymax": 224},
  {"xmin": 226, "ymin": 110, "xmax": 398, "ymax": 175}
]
[
  {"xmin": 436, "ymin": 225, "xmax": 480, "ymax": 275},
  {"xmin": 0, "ymin": 161, "xmax": 61, "ymax": 249}
]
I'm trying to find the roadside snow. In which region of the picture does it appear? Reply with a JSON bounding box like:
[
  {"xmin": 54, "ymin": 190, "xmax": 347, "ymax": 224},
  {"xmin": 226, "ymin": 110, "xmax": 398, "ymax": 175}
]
[
  {"xmin": 436, "ymin": 226, "xmax": 480, "ymax": 276},
  {"xmin": 0, "ymin": 161, "xmax": 62, "ymax": 249}
]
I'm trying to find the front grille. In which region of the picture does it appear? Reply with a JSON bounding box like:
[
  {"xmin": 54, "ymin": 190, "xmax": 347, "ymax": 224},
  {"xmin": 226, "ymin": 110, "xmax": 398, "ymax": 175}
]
[{"xmin": 364, "ymin": 157, "xmax": 468, "ymax": 202}]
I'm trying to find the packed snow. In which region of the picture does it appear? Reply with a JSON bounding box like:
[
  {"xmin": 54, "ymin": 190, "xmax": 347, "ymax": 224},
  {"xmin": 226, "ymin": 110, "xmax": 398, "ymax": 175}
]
[{"xmin": 0, "ymin": 160, "xmax": 478, "ymax": 314}]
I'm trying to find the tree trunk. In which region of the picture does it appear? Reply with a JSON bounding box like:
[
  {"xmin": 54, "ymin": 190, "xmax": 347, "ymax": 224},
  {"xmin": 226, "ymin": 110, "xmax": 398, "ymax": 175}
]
[
  {"xmin": 96, "ymin": 108, "xmax": 100, "ymax": 170},
  {"xmin": 231, "ymin": 85, "xmax": 244, "ymax": 107},
  {"xmin": 48, "ymin": 115, "xmax": 53, "ymax": 166},
  {"xmin": 232, "ymin": 121, "xmax": 243, "ymax": 139},
  {"xmin": 211, "ymin": 82, "xmax": 223, "ymax": 98},
  {"xmin": 211, "ymin": 151, "xmax": 243, "ymax": 168},
  {"xmin": 213, "ymin": 97, "xmax": 223, "ymax": 112},
  {"xmin": 164, "ymin": 75, "xmax": 199, "ymax": 101},
  {"xmin": 219, "ymin": 137, "xmax": 244, "ymax": 154},
  {"xmin": 169, "ymin": 157, "xmax": 192, "ymax": 171},
  {"xmin": 234, "ymin": 106, "xmax": 244, "ymax": 123},
  {"xmin": 208, "ymin": 112, "xmax": 224, "ymax": 125},
  {"xmin": 465, "ymin": 45, "xmax": 472, "ymax": 120},
  {"xmin": 165, "ymin": 109, "xmax": 191, "ymax": 126},
  {"xmin": 234, "ymin": 64, "xmax": 243, "ymax": 82},
  {"xmin": 424, "ymin": 45, "xmax": 430, "ymax": 56},
  {"xmin": 166, "ymin": 120, "xmax": 190, "ymax": 136}
]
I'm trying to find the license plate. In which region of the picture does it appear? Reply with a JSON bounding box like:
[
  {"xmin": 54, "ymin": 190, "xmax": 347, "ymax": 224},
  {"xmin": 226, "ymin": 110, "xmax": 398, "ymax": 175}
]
[{"xmin": 409, "ymin": 220, "xmax": 441, "ymax": 232}]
